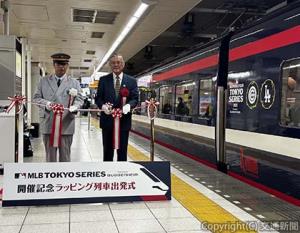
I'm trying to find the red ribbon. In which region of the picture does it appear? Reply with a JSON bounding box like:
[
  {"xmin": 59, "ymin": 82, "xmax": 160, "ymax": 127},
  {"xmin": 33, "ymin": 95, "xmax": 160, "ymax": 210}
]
[
  {"xmin": 146, "ymin": 98, "xmax": 159, "ymax": 120},
  {"xmin": 112, "ymin": 108, "xmax": 122, "ymax": 149},
  {"xmin": 120, "ymin": 87, "xmax": 129, "ymax": 106},
  {"xmin": 6, "ymin": 96, "xmax": 26, "ymax": 114},
  {"xmin": 49, "ymin": 104, "xmax": 64, "ymax": 148}
]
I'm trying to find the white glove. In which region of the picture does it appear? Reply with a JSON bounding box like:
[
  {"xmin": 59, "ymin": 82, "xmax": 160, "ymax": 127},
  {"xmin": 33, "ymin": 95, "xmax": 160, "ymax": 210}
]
[
  {"xmin": 68, "ymin": 88, "xmax": 78, "ymax": 97},
  {"xmin": 122, "ymin": 104, "xmax": 131, "ymax": 114},
  {"xmin": 69, "ymin": 105, "xmax": 78, "ymax": 113},
  {"xmin": 45, "ymin": 102, "xmax": 52, "ymax": 111},
  {"xmin": 102, "ymin": 104, "xmax": 111, "ymax": 115}
]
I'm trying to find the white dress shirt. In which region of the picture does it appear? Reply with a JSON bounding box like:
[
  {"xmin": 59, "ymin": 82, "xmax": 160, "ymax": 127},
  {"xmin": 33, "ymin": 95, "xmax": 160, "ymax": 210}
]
[{"xmin": 55, "ymin": 73, "xmax": 67, "ymax": 83}]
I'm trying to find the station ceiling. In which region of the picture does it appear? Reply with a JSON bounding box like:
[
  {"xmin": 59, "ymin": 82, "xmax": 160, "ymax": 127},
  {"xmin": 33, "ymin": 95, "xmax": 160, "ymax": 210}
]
[
  {"xmin": 5, "ymin": 0, "xmax": 289, "ymax": 78},
  {"xmin": 125, "ymin": 0, "xmax": 286, "ymax": 77}
]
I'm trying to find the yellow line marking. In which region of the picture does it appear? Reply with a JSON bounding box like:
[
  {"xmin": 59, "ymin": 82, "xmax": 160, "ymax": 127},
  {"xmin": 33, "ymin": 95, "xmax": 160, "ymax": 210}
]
[
  {"xmin": 128, "ymin": 144, "xmax": 256, "ymax": 233},
  {"xmin": 91, "ymin": 117, "xmax": 256, "ymax": 232}
]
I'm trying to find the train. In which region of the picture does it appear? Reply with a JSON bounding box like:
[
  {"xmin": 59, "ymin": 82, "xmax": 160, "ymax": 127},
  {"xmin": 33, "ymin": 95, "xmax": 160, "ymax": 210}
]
[{"xmin": 133, "ymin": 1, "xmax": 300, "ymax": 205}]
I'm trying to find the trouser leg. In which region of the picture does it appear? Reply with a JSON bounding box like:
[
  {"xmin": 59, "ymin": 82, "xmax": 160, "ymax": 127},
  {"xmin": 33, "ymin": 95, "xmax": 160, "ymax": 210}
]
[
  {"xmin": 102, "ymin": 129, "xmax": 114, "ymax": 161},
  {"xmin": 43, "ymin": 134, "xmax": 57, "ymax": 162},
  {"xmin": 117, "ymin": 130, "xmax": 129, "ymax": 161},
  {"xmin": 59, "ymin": 135, "xmax": 73, "ymax": 162}
]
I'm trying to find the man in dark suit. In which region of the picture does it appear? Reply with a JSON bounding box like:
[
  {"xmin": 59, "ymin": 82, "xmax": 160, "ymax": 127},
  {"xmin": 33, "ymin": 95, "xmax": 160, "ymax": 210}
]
[{"xmin": 96, "ymin": 54, "xmax": 138, "ymax": 161}]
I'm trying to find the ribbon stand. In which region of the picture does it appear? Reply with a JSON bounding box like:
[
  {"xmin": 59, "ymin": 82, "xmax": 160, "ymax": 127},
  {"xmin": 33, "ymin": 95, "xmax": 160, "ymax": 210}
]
[
  {"xmin": 17, "ymin": 99, "xmax": 24, "ymax": 163},
  {"xmin": 146, "ymin": 98, "xmax": 159, "ymax": 161},
  {"xmin": 6, "ymin": 96, "xmax": 26, "ymax": 162},
  {"xmin": 150, "ymin": 118, "xmax": 154, "ymax": 161}
]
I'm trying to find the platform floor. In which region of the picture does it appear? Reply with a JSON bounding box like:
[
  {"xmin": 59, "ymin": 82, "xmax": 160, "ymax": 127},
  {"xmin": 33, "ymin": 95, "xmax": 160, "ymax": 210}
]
[{"xmin": 0, "ymin": 117, "xmax": 299, "ymax": 233}]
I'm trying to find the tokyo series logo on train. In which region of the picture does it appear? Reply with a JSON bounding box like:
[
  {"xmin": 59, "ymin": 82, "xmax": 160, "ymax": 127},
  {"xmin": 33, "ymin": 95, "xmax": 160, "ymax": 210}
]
[{"xmin": 229, "ymin": 79, "xmax": 275, "ymax": 112}]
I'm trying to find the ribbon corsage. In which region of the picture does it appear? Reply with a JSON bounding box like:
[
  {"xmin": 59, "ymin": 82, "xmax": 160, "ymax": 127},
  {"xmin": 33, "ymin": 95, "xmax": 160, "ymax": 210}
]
[
  {"xmin": 6, "ymin": 96, "xmax": 26, "ymax": 114},
  {"xmin": 67, "ymin": 88, "xmax": 78, "ymax": 108},
  {"xmin": 112, "ymin": 108, "xmax": 122, "ymax": 149},
  {"xmin": 146, "ymin": 98, "xmax": 160, "ymax": 120},
  {"xmin": 119, "ymin": 86, "xmax": 129, "ymax": 106},
  {"xmin": 49, "ymin": 103, "xmax": 64, "ymax": 147}
]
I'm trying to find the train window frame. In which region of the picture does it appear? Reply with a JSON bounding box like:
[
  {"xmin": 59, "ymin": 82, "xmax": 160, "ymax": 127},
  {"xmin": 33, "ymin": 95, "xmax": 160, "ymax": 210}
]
[
  {"xmin": 198, "ymin": 78, "xmax": 214, "ymax": 118},
  {"xmin": 280, "ymin": 58, "xmax": 300, "ymax": 129},
  {"xmin": 159, "ymin": 85, "xmax": 173, "ymax": 115},
  {"xmin": 174, "ymin": 81, "xmax": 195, "ymax": 117}
]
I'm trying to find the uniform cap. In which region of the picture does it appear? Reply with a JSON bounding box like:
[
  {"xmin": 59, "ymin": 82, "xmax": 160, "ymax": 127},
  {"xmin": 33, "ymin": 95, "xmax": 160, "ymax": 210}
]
[{"xmin": 51, "ymin": 53, "xmax": 71, "ymax": 64}]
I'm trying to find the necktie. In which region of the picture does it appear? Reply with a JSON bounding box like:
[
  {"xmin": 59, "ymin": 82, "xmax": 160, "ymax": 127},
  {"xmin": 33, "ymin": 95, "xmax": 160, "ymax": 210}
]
[
  {"xmin": 57, "ymin": 79, "xmax": 61, "ymax": 87},
  {"xmin": 115, "ymin": 76, "xmax": 120, "ymax": 97}
]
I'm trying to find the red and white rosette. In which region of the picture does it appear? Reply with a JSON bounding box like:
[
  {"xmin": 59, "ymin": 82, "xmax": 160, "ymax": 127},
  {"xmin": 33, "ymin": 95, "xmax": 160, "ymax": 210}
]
[
  {"xmin": 49, "ymin": 103, "xmax": 64, "ymax": 148},
  {"xmin": 112, "ymin": 108, "xmax": 122, "ymax": 149},
  {"xmin": 119, "ymin": 87, "xmax": 129, "ymax": 106},
  {"xmin": 146, "ymin": 98, "xmax": 159, "ymax": 120},
  {"xmin": 67, "ymin": 88, "xmax": 78, "ymax": 108},
  {"xmin": 6, "ymin": 96, "xmax": 26, "ymax": 114}
]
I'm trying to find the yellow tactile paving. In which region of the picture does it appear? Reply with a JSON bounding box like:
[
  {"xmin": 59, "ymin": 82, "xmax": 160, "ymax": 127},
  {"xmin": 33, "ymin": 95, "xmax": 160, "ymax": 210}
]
[
  {"xmin": 128, "ymin": 144, "xmax": 149, "ymax": 161},
  {"xmin": 127, "ymin": 144, "xmax": 256, "ymax": 233},
  {"xmin": 90, "ymin": 117, "xmax": 256, "ymax": 233}
]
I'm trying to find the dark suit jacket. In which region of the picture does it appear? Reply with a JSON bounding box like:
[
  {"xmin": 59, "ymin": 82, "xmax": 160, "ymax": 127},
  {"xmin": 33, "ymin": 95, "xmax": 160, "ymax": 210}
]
[{"xmin": 96, "ymin": 73, "xmax": 138, "ymax": 131}]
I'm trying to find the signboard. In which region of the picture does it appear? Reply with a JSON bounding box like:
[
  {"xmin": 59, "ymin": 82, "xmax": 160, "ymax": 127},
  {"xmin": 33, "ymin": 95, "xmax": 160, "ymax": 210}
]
[
  {"xmin": 81, "ymin": 76, "xmax": 92, "ymax": 85},
  {"xmin": 94, "ymin": 72, "xmax": 109, "ymax": 81},
  {"xmin": 2, "ymin": 161, "xmax": 171, "ymax": 206},
  {"xmin": 228, "ymin": 82, "xmax": 244, "ymax": 114},
  {"xmin": 137, "ymin": 75, "xmax": 152, "ymax": 87}
]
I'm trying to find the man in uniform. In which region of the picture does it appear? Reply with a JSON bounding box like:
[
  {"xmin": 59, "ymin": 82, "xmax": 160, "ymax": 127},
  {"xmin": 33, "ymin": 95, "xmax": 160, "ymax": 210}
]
[
  {"xmin": 33, "ymin": 53, "xmax": 83, "ymax": 162},
  {"xmin": 96, "ymin": 54, "xmax": 138, "ymax": 161}
]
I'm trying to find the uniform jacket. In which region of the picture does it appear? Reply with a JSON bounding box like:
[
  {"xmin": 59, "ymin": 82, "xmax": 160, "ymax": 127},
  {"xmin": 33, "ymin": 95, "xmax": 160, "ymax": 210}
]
[
  {"xmin": 33, "ymin": 74, "xmax": 84, "ymax": 135},
  {"xmin": 96, "ymin": 73, "xmax": 138, "ymax": 131}
]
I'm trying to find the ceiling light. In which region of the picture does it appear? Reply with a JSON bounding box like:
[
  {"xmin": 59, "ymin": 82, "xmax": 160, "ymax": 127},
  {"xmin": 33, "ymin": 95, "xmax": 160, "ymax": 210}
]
[
  {"xmin": 92, "ymin": 1, "xmax": 154, "ymax": 76},
  {"xmin": 134, "ymin": 2, "xmax": 149, "ymax": 18},
  {"xmin": 86, "ymin": 50, "xmax": 95, "ymax": 55},
  {"xmin": 91, "ymin": 32, "xmax": 105, "ymax": 38}
]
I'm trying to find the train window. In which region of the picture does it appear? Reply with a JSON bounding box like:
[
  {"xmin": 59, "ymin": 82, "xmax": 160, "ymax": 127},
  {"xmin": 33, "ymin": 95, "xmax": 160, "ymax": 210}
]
[
  {"xmin": 199, "ymin": 79, "xmax": 213, "ymax": 117},
  {"xmin": 281, "ymin": 59, "xmax": 300, "ymax": 128},
  {"xmin": 159, "ymin": 86, "xmax": 173, "ymax": 114},
  {"xmin": 175, "ymin": 81, "xmax": 195, "ymax": 116}
]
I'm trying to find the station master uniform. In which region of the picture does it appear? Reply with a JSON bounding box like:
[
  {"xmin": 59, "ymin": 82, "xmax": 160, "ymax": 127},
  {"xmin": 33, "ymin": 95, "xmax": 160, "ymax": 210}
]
[{"xmin": 33, "ymin": 53, "xmax": 83, "ymax": 162}]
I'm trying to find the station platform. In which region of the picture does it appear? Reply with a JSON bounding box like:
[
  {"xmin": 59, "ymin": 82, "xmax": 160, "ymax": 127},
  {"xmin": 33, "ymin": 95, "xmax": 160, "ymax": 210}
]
[{"xmin": 0, "ymin": 116, "xmax": 299, "ymax": 233}]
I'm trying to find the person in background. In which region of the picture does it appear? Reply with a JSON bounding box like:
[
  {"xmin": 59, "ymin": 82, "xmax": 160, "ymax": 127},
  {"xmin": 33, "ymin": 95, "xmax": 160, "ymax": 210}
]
[
  {"xmin": 287, "ymin": 75, "xmax": 300, "ymax": 126},
  {"xmin": 162, "ymin": 101, "xmax": 172, "ymax": 114},
  {"xmin": 176, "ymin": 97, "xmax": 188, "ymax": 115},
  {"xmin": 96, "ymin": 54, "xmax": 138, "ymax": 161},
  {"xmin": 186, "ymin": 96, "xmax": 192, "ymax": 115},
  {"xmin": 33, "ymin": 53, "xmax": 83, "ymax": 162},
  {"xmin": 82, "ymin": 97, "xmax": 91, "ymax": 116}
]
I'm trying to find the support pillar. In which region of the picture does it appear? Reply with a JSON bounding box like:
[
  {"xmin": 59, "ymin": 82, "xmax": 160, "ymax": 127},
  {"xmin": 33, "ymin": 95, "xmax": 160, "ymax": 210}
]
[
  {"xmin": 1, "ymin": 0, "xmax": 9, "ymax": 35},
  {"xmin": 26, "ymin": 43, "xmax": 32, "ymax": 127},
  {"xmin": 31, "ymin": 62, "xmax": 41, "ymax": 125}
]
